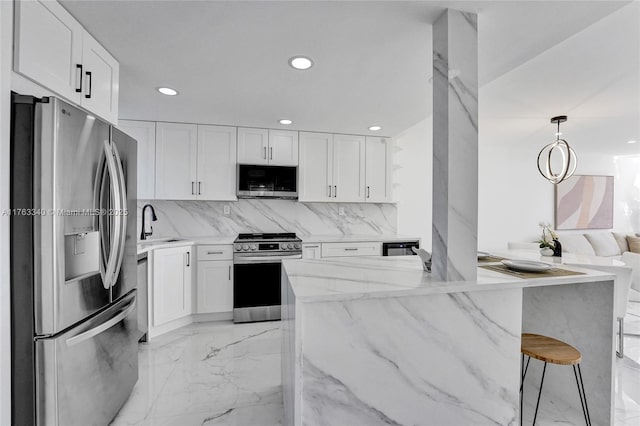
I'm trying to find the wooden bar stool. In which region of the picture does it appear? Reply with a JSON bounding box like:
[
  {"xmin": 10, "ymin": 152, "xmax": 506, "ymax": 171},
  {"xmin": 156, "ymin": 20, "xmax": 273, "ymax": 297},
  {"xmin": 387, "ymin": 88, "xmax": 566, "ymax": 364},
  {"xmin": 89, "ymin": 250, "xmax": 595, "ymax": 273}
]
[{"xmin": 520, "ymin": 333, "xmax": 591, "ymax": 426}]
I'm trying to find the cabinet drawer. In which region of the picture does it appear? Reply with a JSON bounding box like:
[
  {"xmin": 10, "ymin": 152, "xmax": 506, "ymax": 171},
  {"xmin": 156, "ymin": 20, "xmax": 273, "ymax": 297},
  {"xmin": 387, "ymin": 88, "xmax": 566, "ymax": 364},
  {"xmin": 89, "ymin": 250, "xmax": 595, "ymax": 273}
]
[
  {"xmin": 321, "ymin": 242, "xmax": 381, "ymax": 258},
  {"xmin": 197, "ymin": 245, "xmax": 233, "ymax": 261}
]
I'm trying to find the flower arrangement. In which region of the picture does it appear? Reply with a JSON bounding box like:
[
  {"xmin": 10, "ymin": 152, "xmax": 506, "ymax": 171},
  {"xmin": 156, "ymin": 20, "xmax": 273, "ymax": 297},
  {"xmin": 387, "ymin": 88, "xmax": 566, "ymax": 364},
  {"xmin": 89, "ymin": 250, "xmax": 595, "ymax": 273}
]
[{"xmin": 537, "ymin": 222, "xmax": 558, "ymax": 249}]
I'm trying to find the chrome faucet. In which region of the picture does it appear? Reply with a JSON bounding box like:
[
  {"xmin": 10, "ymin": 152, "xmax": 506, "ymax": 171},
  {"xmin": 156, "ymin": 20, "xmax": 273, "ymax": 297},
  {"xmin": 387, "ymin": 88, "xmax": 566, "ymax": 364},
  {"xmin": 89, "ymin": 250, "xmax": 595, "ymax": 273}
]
[{"xmin": 140, "ymin": 204, "xmax": 157, "ymax": 240}]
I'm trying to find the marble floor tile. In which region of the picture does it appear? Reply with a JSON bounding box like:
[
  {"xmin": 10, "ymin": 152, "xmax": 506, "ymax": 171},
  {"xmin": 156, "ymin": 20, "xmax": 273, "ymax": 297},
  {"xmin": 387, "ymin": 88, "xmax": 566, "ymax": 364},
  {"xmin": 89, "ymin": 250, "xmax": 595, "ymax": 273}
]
[{"xmin": 112, "ymin": 309, "xmax": 640, "ymax": 426}]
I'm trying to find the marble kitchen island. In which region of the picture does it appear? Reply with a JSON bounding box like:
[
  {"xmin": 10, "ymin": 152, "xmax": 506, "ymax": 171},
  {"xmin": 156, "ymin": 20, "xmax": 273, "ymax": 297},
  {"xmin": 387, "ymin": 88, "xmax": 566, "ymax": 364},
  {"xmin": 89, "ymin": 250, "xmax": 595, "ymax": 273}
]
[{"xmin": 281, "ymin": 256, "xmax": 617, "ymax": 426}]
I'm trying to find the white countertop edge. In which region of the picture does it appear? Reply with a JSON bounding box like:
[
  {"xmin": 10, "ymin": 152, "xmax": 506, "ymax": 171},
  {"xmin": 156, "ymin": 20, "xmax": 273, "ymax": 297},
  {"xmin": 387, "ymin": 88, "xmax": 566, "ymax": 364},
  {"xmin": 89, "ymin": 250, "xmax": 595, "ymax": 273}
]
[
  {"xmin": 282, "ymin": 259, "xmax": 616, "ymax": 303},
  {"xmin": 299, "ymin": 234, "xmax": 421, "ymax": 244}
]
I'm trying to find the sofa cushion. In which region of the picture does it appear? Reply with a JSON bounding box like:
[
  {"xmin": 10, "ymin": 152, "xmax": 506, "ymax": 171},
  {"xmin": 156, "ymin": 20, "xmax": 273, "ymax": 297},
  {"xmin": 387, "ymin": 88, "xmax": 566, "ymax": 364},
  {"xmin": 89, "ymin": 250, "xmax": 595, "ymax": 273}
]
[
  {"xmin": 628, "ymin": 236, "xmax": 640, "ymax": 254},
  {"xmin": 584, "ymin": 233, "xmax": 622, "ymax": 257},
  {"xmin": 612, "ymin": 232, "xmax": 631, "ymax": 253},
  {"xmin": 560, "ymin": 234, "xmax": 596, "ymax": 256}
]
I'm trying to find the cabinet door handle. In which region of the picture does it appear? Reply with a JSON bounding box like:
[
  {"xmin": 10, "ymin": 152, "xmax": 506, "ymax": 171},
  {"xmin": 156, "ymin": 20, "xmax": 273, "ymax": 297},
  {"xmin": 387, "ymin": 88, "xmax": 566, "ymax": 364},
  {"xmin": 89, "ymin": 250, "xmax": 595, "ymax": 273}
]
[
  {"xmin": 367, "ymin": 186, "xmax": 370, "ymax": 198},
  {"xmin": 228, "ymin": 265, "xmax": 231, "ymax": 280},
  {"xmin": 186, "ymin": 251, "xmax": 190, "ymax": 267},
  {"xmin": 84, "ymin": 71, "xmax": 92, "ymax": 99},
  {"xmin": 328, "ymin": 185, "xmax": 332, "ymax": 197},
  {"xmin": 198, "ymin": 181, "xmax": 202, "ymax": 195},
  {"xmin": 305, "ymin": 245, "xmax": 319, "ymax": 248},
  {"xmin": 334, "ymin": 185, "xmax": 337, "ymax": 198},
  {"xmin": 344, "ymin": 248, "xmax": 358, "ymax": 251},
  {"xmin": 263, "ymin": 146, "xmax": 267, "ymax": 159},
  {"xmin": 75, "ymin": 64, "xmax": 83, "ymax": 93},
  {"xmin": 207, "ymin": 251, "xmax": 223, "ymax": 255},
  {"xmin": 270, "ymin": 147, "xmax": 273, "ymax": 160},
  {"xmin": 191, "ymin": 181, "xmax": 195, "ymax": 195}
]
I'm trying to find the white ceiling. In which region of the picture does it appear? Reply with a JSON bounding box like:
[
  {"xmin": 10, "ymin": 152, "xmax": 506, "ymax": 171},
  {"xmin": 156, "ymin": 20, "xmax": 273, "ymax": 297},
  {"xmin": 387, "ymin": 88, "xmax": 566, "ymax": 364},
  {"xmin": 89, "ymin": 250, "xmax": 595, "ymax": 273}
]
[{"xmin": 60, "ymin": 0, "xmax": 636, "ymax": 149}]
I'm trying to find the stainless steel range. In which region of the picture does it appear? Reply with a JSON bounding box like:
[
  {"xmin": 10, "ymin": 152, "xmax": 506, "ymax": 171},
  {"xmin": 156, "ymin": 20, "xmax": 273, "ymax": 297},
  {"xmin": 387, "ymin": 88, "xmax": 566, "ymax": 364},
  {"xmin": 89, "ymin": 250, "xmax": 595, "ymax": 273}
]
[{"xmin": 233, "ymin": 233, "xmax": 302, "ymax": 323}]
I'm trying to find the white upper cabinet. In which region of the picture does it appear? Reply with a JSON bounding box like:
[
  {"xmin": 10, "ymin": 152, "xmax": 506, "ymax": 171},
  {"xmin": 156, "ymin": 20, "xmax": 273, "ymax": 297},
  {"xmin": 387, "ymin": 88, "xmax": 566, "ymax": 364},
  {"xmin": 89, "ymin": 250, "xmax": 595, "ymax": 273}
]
[
  {"xmin": 155, "ymin": 123, "xmax": 198, "ymax": 200},
  {"xmin": 79, "ymin": 33, "xmax": 119, "ymax": 123},
  {"xmin": 332, "ymin": 134, "xmax": 366, "ymax": 202},
  {"xmin": 118, "ymin": 120, "xmax": 156, "ymax": 200},
  {"xmin": 268, "ymin": 130, "xmax": 299, "ymax": 166},
  {"xmin": 197, "ymin": 125, "xmax": 237, "ymax": 201},
  {"xmin": 13, "ymin": 0, "xmax": 83, "ymax": 103},
  {"xmin": 365, "ymin": 137, "xmax": 393, "ymax": 203},
  {"xmin": 299, "ymin": 132, "xmax": 333, "ymax": 202},
  {"xmin": 14, "ymin": 0, "xmax": 120, "ymax": 124},
  {"xmin": 299, "ymin": 132, "xmax": 392, "ymax": 203},
  {"xmin": 237, "ymin": 127, "xmax": 269, "ymax": 165},
  {"xmin": 237, "ymin": 127, "xmax": 299, "ymax": 166}
]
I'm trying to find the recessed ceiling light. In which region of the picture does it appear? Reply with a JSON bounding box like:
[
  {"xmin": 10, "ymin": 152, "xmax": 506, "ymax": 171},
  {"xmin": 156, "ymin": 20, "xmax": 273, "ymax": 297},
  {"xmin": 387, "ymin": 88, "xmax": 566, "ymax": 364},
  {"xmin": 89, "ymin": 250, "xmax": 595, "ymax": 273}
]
[
  {"xmin": 288, "ymin": 56, "xmax": 313, "ymax": 70},
  {"xmin": 628, "ymin": 140, "xmax": 637, "ymax": 144},
  {"xmin": 368, "ymin": 125, "xmax": 382, "ymax": 131},
  {"xmin": 279, "ymin": 119, "xmax": 293, "ymax": 125},
  {"xmin": 157, "ymin": 87, "xmax": 178, "ymax": 96}
]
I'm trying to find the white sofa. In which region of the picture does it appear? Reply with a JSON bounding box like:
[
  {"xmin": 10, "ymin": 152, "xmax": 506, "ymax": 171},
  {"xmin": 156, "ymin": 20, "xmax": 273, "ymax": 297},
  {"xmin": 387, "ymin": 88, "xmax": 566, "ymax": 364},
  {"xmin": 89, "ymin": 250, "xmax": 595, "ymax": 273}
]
[
  {"xmin": 557, "ymin": 231, "xmax": 638, "ymax": 260},
  {"xmin": 557, "ymin": 231, "xmax": 640, "ymax": 294}
]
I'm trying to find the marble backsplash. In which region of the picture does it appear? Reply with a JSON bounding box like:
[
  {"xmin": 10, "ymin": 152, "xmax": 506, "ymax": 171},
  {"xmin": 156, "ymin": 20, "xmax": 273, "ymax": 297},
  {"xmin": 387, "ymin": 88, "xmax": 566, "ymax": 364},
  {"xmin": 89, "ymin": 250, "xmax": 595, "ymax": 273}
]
[{"xmin": 136, "ymin": 199, "xmax": 397, "ymax": 238}]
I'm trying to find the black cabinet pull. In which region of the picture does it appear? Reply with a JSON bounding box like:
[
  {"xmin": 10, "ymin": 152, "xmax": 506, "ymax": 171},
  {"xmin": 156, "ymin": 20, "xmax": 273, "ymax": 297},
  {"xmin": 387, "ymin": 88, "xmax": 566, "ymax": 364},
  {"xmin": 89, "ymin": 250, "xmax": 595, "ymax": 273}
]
[
  {"xmin": 84, "ymin": 71, "xmax": 92, "ymax": 99},
  {"xmin": 75, "ymin": 64, "xmax": 83, "ymax": 93}
]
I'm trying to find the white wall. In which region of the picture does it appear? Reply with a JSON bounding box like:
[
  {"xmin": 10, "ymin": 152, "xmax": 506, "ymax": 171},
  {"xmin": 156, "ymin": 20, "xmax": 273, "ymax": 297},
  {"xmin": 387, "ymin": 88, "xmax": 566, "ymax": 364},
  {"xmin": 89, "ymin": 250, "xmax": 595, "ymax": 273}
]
[
  {"xmin": 1, "ymin": 1, "xmax": 12, "ymax": 424},
  {"xmin": 395, "ymin": 115, "xmax": 635, "ymax": 253},
  {"xmin": 394, "ymin": 2, "xmax": 639, "ymax": 252},
  {"xmin": 394, "ymin": 116, "xmax": 432, "ymax": 248}
]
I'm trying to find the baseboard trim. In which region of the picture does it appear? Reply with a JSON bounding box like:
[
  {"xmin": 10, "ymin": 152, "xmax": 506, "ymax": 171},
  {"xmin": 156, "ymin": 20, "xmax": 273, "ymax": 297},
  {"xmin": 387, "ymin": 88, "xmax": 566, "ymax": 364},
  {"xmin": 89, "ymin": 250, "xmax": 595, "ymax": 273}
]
[{"xmin": 147, "ymin": 311, "xmax": 233, "ymax": 340}]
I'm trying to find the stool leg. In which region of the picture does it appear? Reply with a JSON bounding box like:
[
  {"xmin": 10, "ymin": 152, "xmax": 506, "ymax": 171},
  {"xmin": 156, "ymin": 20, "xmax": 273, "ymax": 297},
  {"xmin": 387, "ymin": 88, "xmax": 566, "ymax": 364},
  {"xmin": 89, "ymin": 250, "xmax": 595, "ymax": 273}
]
[
  {"xmin": 520, "ymin": 355, "xmax": 530, "ymax": 426},
  {"xmin": 617, "ymin": 318, "xmax": 624, "ymax": 359},
  {"xmin": 532, "ymin": 362, "xmax": 547, "ymax": 426},
  {"xmin": 573, "ymin": 364, "xmax": 592, "ymax": 426}
]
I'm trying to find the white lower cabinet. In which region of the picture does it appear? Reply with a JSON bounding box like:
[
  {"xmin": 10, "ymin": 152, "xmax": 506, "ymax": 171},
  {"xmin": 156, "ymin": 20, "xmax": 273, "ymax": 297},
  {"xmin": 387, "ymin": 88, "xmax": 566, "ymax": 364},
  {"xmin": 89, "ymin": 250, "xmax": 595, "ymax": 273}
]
[
  {"xmin": 321, "ymin": 241, "xmax": 382, "ymax": 258},
  {"xmin": 152, "ymin": 245, "xmax": 193, "ymax": 326},
  {"xmin": 196, "ymin": 245, "xmax": 233, "ymax": 314},
  {"xmin": 302, "ymin": 243, "xmax": 322, "ymax": 259}
]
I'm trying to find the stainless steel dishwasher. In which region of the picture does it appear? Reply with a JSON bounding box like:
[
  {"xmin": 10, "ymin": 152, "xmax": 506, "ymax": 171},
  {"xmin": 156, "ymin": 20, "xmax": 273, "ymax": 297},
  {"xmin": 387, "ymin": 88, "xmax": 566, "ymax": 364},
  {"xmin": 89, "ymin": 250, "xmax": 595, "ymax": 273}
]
[{"xmin": 137, "ymin": 251, "xmax": 149, "ymax": 342}]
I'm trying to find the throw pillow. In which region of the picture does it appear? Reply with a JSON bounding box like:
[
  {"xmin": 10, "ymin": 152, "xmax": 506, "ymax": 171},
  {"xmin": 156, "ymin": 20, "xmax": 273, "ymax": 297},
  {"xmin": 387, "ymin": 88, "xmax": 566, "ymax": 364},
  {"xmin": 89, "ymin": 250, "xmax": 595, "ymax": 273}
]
[
  {"xmin": 612, "ymin": 232, "xmax": 630, "ymax": 253},
  {"xmin": 584, "ymin": 233, "xmax": 622, "ymax": 257},
  {"xmin": 559, "ymin": 234, "xmax": 596, "ymax": 256},
  {"xmin": 628, "ymin": 236, "xmax": 640, "ymax": 254}
]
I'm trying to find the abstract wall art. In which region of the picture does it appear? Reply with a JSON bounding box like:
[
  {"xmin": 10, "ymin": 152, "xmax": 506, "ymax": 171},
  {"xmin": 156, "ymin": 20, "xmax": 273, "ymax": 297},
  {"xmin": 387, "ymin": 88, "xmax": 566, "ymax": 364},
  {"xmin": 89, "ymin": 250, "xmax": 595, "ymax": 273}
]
[{"xmin": 555, "ymin": 175, "xmax": 614, "ymax": 230}]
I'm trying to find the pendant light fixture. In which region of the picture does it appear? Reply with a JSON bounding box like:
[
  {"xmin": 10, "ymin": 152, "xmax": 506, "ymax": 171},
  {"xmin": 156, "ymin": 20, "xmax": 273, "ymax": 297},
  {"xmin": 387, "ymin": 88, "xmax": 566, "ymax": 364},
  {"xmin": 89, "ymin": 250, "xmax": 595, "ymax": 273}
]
[{"xmin": 537, "ymin": 115, "xmax": 577, "ymax": 184}]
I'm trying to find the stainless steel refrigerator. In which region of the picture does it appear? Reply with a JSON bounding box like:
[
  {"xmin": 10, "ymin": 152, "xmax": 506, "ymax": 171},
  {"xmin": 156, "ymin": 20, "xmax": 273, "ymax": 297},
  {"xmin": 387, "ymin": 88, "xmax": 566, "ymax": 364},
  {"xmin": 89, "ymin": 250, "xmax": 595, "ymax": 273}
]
[{"xmin": 10, "ymin": 94, "xmax": 139, "ymax": 426}]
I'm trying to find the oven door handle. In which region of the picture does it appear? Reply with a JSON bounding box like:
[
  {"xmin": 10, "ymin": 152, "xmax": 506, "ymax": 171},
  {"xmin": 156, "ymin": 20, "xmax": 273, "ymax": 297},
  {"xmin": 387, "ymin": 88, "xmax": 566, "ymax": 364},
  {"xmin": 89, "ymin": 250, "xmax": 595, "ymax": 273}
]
[{"xmin": 234, "ymin": 254, "xmax": 302, "ymax": 264}]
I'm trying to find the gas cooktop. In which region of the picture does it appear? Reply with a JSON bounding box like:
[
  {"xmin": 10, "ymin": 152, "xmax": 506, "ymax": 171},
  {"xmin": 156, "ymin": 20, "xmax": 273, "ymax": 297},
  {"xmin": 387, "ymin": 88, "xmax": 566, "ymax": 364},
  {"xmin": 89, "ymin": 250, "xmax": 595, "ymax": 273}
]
[{"xmin": 235, "ymin": 233, "xmax": 298, "ymax": 241}]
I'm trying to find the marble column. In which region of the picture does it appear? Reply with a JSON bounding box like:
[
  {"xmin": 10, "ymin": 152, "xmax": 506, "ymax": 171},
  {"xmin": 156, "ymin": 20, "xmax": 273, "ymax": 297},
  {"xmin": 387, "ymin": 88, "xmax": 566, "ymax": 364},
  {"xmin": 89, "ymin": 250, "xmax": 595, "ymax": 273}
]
[{"xmin": 432, "ymin": 9, "xmax": 479, "ymax": 281}]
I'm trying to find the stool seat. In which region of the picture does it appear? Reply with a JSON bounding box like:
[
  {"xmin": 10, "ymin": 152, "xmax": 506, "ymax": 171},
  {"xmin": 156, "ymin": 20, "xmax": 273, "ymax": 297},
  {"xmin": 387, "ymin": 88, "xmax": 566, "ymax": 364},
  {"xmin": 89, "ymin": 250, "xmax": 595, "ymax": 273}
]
[{"xmin": 521, "ymin": 333, "xmax": 582, "ymax": 365}]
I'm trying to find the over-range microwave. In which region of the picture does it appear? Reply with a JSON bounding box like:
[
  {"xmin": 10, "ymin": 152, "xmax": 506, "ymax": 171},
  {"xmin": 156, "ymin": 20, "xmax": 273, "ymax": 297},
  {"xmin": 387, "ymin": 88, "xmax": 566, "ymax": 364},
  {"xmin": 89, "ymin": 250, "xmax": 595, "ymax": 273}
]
[{"xmin": 236, "ymin": 164, "xmax": 298, "ymax": 199}]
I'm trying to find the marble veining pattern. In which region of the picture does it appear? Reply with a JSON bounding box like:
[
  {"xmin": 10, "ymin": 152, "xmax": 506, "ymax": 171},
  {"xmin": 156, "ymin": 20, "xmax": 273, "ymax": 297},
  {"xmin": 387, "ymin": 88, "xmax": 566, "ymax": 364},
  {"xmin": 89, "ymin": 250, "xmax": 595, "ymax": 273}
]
[
  {"xmin": 107, "ymin": 307, "xmax": 640, "ymax": 425},
  {"xmin": 297, "ymin": 291, "xmax": 522, "ymax": 425},
  {"xmin": 137, "ymin": 199, "xmax": 397, "ymax": 238},
  {"xmin": 432, "ymin": 9, "xmax": 479, "ymax": 282}
]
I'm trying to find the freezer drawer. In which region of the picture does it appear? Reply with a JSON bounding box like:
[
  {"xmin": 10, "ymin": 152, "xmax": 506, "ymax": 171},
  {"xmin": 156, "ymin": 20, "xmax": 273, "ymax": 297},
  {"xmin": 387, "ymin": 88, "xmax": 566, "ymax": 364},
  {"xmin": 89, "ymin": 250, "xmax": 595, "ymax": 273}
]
[{"xmin": 35, "ymin": 291, "xmax": 138, "ymax": 426}]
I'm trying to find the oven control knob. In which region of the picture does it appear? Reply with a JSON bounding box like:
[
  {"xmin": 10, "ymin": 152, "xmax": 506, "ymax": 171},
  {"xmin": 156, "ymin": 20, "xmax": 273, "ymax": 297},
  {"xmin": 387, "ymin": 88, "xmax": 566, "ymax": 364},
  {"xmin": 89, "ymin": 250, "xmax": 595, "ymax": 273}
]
[
  {"xmin": 294, "ymin": 243, "xmax": 300, "ymax": 249},
  {"xmin": 242, "ymin": 244, "xmax": 249, "ymax": 251},
  {"xmin": 234, "ymin": 244, "xmax": 241, "ymax": 251},
  {"xmin": 286, "ymin": 243, "xmax": 293, "ymax": 249},
  {"xmin": 280, "ymin": 244, "xmax": 287, "ymax": 250},
  {"xmin": 251, "ymin": 244, "xmax": 257, "ymax": 251}
]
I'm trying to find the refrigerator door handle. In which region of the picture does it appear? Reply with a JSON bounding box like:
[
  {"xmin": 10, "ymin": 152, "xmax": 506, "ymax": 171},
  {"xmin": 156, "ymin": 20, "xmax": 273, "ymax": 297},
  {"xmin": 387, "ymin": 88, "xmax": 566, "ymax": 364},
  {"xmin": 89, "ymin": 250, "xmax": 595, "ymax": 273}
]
[
  {"xmin": 110, "ymin": 140, "xmax": 128, "ymax": 288},
  {"xmin": 101, "ymin": 140, "xmax": 123, "ymax": 289},
  {"xmin": 65, "ymin": 298, "xmax": 136, "ymax": 347}
]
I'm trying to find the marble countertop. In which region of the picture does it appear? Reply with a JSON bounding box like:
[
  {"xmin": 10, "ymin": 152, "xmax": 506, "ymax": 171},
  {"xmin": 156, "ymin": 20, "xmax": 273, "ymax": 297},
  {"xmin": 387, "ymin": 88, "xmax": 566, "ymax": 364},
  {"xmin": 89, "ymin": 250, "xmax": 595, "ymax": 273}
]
[
  {"xmin": 282, "ymin": 255, "xmax": 615, "ymax": 303},
  {"xmin": 136, "ymin": 235, "xmax": 236, "ymax": 254},
  {"xmin": 136, "ymin": 234, "xmax": 420, "ymax": 254},
  {"xmin": 299, "ymin": 234, "xmax": 420, "ymax": 244}
]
